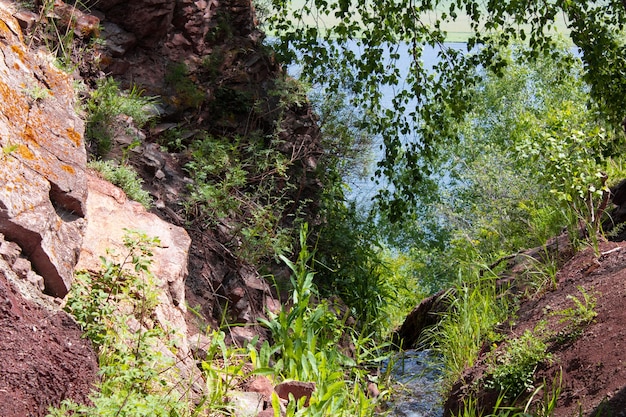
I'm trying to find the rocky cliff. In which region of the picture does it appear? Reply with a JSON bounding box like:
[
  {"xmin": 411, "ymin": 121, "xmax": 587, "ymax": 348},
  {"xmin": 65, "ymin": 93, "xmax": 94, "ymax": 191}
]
[{"xmin": 0, "ymin": 0, "xmax": 323, "ymax": 413}]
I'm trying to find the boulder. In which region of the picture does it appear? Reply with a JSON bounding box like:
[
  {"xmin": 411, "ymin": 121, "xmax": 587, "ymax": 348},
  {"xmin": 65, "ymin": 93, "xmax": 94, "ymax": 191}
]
[
  {"xmin": 76, "ymin": 172, "xmax": 190, "ymax": 322},
  {"xmin": 96, "ymin": 0, "xmax": 176, "ymax": 46},
  {"xmin": 75, "ymin": 173, "xmax": 203, "ymax": 395},
  {"xmin": 0, "ymin": 4, "xmax": 87, "ymax": 298},
  {"xmin": 392, "ymin": 288, "xmax": 453, "ymax": 349},
  {"xmin": 227, "ymin": 391, "xmax": 265, "ymax": 417},
  {"xmin": 274, "ymin": 381, "xmax": 316, "ymax": 407}
]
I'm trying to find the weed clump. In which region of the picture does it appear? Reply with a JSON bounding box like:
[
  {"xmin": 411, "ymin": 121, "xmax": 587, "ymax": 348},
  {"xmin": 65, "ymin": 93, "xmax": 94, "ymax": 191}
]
[
  {"xmin": 88, "ymin": 160, "xmax": 152, "ymax": 209},
  {"xmin": 85, "ymin": 78, "xmax": 157, "ymax": 156}
]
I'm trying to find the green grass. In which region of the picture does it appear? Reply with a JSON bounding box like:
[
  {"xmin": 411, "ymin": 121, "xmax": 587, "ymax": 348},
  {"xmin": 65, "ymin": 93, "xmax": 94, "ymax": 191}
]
[
  {"xmin": 253, "ymin": 224, "xmax": 388, "ymax": 416},
  {"xmin": 423, "ymin": 271, "xmax": 511, "ymax": 383},
  {"xmin": 85, "ymin": 78, "xmax": 157, "ymax": 156},
  {"xmin": 88, "ymin": 160, "xmax": 152, "ymax": 209}
]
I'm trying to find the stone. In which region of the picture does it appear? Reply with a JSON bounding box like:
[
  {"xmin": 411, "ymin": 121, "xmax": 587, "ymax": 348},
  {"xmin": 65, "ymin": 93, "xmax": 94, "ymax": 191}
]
[
  {"xmin": 75, "ymin": 174, "xmax": 203, "ymax": 398},
  {"xmin": 274, "ymin": 381, "xmax": 316, "ymax": 407},
  {"xmin": 50, "ymin": 0, "xmax": 100, "ymax": 38},
  {"xmin": 101, "ymin": 21, "xmax": 137, "ymax": 57},
  {"xmin": 0, "ymin": 5, "xmax": 87, "ymax": 297},
  {"xmin": 189, "ymin": 332, "xmax": 213, "ymax": 360},
  {"xmin": 230, "ymin": 325, "xmax": 257, "ymax": 347},
  {"xmin": 11, "ymin": 257, "xmax": 31, "ymax": 279},
  {"xmin": 12, "ymin": 9, "xmax": 37, "ymax": 31},
  {"xmin": 76, "ymin": 173, "xmax": 189, "ymax": 318},
  {"xmin": 0, "ymin": 239, "xmax": 20, "ymax": 265},
  {"xmin": 392, "ymin": 288, "xmax": 452, "ymax": 349},
  {"xmin": 100, "ymin": 0, "xmax": 176, "ymax": 47},
  {"xmin": 245, "ymin": 376, "xmax": 274, "ymax": 402},
  {"xmin": 227, "ymin": 391, "xmax": 264, "ymax": 417},
  {"xmin": 367, "ymin": 381, "xmax": 380, "ymax": 398}
]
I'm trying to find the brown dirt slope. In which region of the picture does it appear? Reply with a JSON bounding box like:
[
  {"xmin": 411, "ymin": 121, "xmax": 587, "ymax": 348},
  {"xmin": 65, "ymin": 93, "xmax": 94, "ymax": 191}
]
[
  {"xmin": 446, "ymin": 240, "xmax": 626, "ymax": 417},
  {"xmin": 0, "ymin": 272, "xmax": 99, "ymax": 417}
]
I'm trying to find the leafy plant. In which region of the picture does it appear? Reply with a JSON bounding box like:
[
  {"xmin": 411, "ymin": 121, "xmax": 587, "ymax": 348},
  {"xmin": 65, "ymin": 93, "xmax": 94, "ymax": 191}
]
[
  {"xmin": 486, "ymin": 326, "xmax": 552, "ymax": 399},
  {"xmin": 266, "ymin": 0, "xmax": 626, "ymax": 219},
  {"xmin": 85, "ymin": 77, "xmax": 157, "ymax": 155},
  {"xmin": 196, "ymin": 330, "xmax": 248, "ymax": 414},
  {"xmin": 183, "ymin": 132, "xmax": 296, "ymax": 263},
  {"xmin": 88, "ymin": 159, "xmax": 153, "ymax": 209},
  {"xmin": 423, "ymin": 270, "xmax": 512, "ymax": 384},
  {"xmin": 549, "ymin": 286, "xmax": 598, "ymax": 344},
  {"xmin": 23, "ymin": 84, "xmax": 51, "ymax": 103},
  {"xmin": 253, "ymin": 224, "xmax": 384, "ymax": 416},
  {"xmin": 1, "ymin": 143, "xmax": 19, "ymax": 159},
  {"xmin": 454, "ymin": 373, "xmax": 561, "ymax": 417},
  {"xmin": 165, "ymin": 62, "xmax": 206, "ymax": 108},
  {"xmin": 48, "ymin": 230, "xmax": 194, "ymax": 417}
]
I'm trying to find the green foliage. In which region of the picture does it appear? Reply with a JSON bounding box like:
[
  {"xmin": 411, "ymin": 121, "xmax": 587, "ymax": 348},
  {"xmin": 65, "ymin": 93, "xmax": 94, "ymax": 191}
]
[
  {"xmin": 266, "ymin": 0, "xmax": 626, "ymax": 218},
  {"xmin": 254, "ymin": 224, "xmax": 386, "ymax": 416},
  {"xmin": 378, "ymin": 43, "xmax": 621, "ymax": 300},
  {"xmin": 48, "ymin": 230, "xmax": 193, "ymax": 417},
  {"xmin": 204, "ymin": 10, "xmax": 234, "ymax": 43},
  {"xmin": 307, "ymin": 87, "xmax": 398, "ymax": 336},
  {"xmin": 377, "ymin": 248, "xmax": 431, "ymax": 329},
  {"xmin": 549, "ymin": 286, "xmax": 597, "ymax": 344},
  {"xmin": 196, "ymin": 330, "xmax": 249, "ymax": 414},
  {"xmin": 313, "ymin": 200, "xmax": 394, "ymax": 336},
  {"xmin": 454, "ymin": 373, "xmax": 561, "ymax": 417},
  {"xmin": 201, "ymin": 52, "xmax": 225, "ymax": 79},
  {"xmin": 85, "ymin": 78, "xmax": 157, "ymax": 155},
  {"xmin": 23, "ymin": 84, "xmax": 51, "ymax": 102},
  {"xmin": 311, "ymin": 89, "xmax": 374, "ymax": 182},
  {"xmin": 423, "ymin": 271, "xmax": 511, "ymax": 383},
  {"xmin": 88, "ymin": 160, "xmax": 153, "ymax": 209},
  {"xmin": 29, "ymin": 0, "xmax": 78, "ymax": 71},
  {"xmin": 515, "ymin": 112, "xmax": 611, "ymax": 240},
  {"xmin": 1, "ymin": 143, "xmax": 19, "ymax": 159},
  {"xmin": 184, "ymin": 132, "xmax": 295, "ymax": 263},
  {"xmin": 486, "ymin": 327, "xmax": 552, "ymax": 399},
  {"xmin": 165, "ymin": 62, "xmax": 206, "ymax": 108}
]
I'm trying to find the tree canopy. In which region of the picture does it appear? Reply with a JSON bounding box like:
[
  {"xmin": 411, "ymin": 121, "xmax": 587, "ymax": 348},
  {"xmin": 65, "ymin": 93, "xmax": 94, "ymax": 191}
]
[{"xmin": 264, "ymin": 0, "xmax": 626, "ymax": 219}]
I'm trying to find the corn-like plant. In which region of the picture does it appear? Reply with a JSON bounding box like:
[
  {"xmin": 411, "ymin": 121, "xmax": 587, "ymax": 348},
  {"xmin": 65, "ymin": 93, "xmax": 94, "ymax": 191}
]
[{"xmin": 253, "ymin": 224, "xmax": 383, "ymax": 416}]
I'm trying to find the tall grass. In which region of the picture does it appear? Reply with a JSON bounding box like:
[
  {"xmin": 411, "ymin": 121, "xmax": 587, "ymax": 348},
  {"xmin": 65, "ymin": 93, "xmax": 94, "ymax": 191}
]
[
  {"xmin": 424, "ymin": 269, "xmax": 512, "ymax": 384},
  {"xmin": 254, "ymin": 224, "xmax": 388, "ymax": 416}
]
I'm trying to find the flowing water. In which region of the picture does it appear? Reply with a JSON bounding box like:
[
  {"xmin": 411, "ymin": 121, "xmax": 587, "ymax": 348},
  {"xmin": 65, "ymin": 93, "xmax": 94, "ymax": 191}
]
[{"xmin": 382, "ymin": 349, "xmax": 445, "ymax": 417}]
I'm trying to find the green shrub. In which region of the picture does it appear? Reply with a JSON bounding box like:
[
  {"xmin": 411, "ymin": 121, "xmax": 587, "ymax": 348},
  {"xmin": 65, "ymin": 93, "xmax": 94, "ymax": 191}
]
[
  {"xmin": 253, "ymin": 224, "xmax": 387, "ymax": 416},
  {"xmin": 486, "ymin": 326, "xmax": 552, "ymax": 399},
  {"xmin": 48, "ymin": 230, "xmax": 193, "ymax": 417},
  {"xmin": 183, "ymin": 132, "xmax": 295, "ymax": 263},
  {"xmin": 424, "ymin": 272, "xmax": 512, "ymax": 383},
  {"xmin": 85, "ymin": 78, "xmax": 157, "ymax": 155},
  {"xmin": 549, "ymin": 286, "xmax": 598, "ymax": 344},
  {"xmin": 165, "ymin": 62, "xmax": 205, "ymax": 108}
]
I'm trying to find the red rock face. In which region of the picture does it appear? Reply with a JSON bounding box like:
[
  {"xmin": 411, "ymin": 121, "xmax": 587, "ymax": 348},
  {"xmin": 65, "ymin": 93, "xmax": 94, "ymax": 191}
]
[
  {"xmin": 0, "ymin": 5, "xmax": 87, "ymax": 298},
  {"xmin": 76, "ymin": 173, "xmax": 205, "ymax": 398}
]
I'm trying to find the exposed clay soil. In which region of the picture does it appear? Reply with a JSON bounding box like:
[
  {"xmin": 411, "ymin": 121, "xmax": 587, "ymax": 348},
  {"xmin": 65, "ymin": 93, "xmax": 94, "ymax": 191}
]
[
  {"xmin": 0, "ymin": 275, "xmax": 99, "ymax": 417},
  {"xmin": 445, "ymin": 240, "xmax": 626, "ymax": 416}
]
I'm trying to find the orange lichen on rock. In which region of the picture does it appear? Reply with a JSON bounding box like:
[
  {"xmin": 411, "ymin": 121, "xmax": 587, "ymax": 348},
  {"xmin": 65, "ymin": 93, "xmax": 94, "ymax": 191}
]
[
  {"xmin": 0, "ymin": 18, "xmax": 11, "ymax": 37},
  {"xmin": 0, "ymin": 80, "xmax": 28, "ymax": 124},
  {"xmin": 66, "ymin": 127, "xmax": 82, "ymax": 147},
  {"xmin": 21, "ymin": 124, "xmax": 40, "ymax": 146},
  {"xmin": 16, "ymin": 144, "xmax": 34, "ymax": 160},
  {"xmin": 61, "ymin": 164, "xmax": 75, "ymax": 174},
  {"xmin": 11, "ymin": 44, "xmax": 25, "ymax": 63}
]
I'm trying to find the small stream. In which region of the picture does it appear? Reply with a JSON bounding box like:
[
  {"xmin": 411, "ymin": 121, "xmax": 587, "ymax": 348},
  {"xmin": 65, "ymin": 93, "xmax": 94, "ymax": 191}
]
[{"xmin": 381, "ymin": 349, "xmax": 445, "ymax": 417}]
